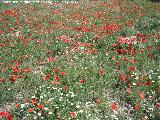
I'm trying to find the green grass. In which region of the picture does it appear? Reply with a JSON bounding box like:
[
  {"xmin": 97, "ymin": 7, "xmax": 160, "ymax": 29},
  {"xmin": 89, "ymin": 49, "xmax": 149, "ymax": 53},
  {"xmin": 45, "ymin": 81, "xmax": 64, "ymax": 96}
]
[{"xmin": 0, "ymin": 0, "xmax": 160, "ymax": 120}]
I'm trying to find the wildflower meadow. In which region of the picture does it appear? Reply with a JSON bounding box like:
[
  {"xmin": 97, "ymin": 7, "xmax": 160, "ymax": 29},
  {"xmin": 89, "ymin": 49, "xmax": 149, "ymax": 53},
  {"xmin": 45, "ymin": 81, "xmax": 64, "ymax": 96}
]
[{"xmin": 0, "ymin": 0, "xmax": 160, "ymax": 120}]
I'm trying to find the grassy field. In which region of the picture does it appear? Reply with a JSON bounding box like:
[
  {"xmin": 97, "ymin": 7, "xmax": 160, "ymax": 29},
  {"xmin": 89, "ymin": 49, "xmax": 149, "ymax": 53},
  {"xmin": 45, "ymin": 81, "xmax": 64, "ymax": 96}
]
[{"xmin": 0, "ymin": 0, "xmax": 160, "ymax": 120}]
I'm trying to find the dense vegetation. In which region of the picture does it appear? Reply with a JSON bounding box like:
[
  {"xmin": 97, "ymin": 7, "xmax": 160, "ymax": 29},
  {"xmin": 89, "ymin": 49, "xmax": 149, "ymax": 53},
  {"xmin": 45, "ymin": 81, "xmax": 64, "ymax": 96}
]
[{"xmin": 0, "ymin": 0, "xmax": 160, "ymax": 119}]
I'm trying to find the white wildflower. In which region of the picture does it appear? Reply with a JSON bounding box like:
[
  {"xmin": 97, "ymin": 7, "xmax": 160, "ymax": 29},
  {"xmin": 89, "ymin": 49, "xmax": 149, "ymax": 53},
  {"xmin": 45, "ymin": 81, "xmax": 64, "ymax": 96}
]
[
  {"xmin": 21, "ymin": 104, "xmax": 25, "ymax": 108},
  {"xmin": 33, "ymin": 116, "xmax": 37, "ymax": 120},
  {"xmin": 79, "ymin": 110, "xmax": 83, "ymax": 113},
  {"xmin": 32, "ymin": 96, "xmax": 36, "ymax": 99},
  {"xmin": 48, "ymin": 98, "xmax": 54, "ymax": 101},
  {"xmin": 48, "ymin": 111, "xmax": 52, "ymax": 115},
  {"xmin": 40, "ymin": 96, "xmax": 43, "ymax": 99},
  {"xmin": 38, "ymin": 112, "xmax": 41, "ymax": 116},
  {"xmin": 44, "ymin": 107, "xmax": 48, "ymax": 110},
  {"xmin": 133, "ymin": 82, "xmax": 136, "ymax": 86},
  {"xmin": 76, "ymin": 105, "xmax": 80, "ymax": 108}
]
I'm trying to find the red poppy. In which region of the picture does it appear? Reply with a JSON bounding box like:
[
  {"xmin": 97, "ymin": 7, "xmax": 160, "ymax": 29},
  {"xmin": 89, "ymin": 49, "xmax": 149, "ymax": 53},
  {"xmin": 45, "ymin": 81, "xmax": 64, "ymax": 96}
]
[
  {"xmin": 0, "ymin": 78, "xmax": 5, "ymax": 83},
  {"xmin": 9, "ymin": 43, "xmax": 14, "ymax": 48},
  {"xmin": 0, "ymin": 30, "xmax": 4, "ymax": 34},
  {"xmin": 128, "ymin": 66, "xmax": 136, "ymax": 72},
  {"xmin": 118, "ymin": 36, "xmax": 128, "ymax": 44},
  {"xmin": 69, "ymin": 112, "xmax": 76, "ymax": 118},
  {"xmin": 0, "ymin": 111, "xmax": 9, "ymax": 116},
  {"xmin": 4, "ymin": 9, "xmax": 17, "ymax": 16},
  {"xmin": 27, "ymin": 67, "xmax": 31, "ymax": 73},
  {"xmin": 25, "ymin": 99, "xmax": 30, "ymax": 103},
  {"xmin": 18, "ymin": 75, "xmax": 23, "ymax": 78},
  {"xmin": 145, "ymin": 81, "xmax": 151, "ymax": 86},
  {"xmin": 0, "ymin": 43, "xmax": 7, "ymax": 47},
  {"xmin": 83, "ymin": 49, "xmax": 90, "ymax": 54},
  {"xmin": 16, "ymin": 62, "xmax": 21, "ymax": 67},
  {"xmin": 114, "ymin": 48, "xmax": 119, "ymax": 55},
  {"xmin": 20, "ymin": 69, "xmax": 25, "ymax": 73},
  {"xmin": 37, "ymin": 39, "xmax": 43, "ymax": 45},
  {"xmin": 63, "ymin": 85, "xmax": 69, "ymax": 91},
  {"xmin": 32, "ymin": 98, "xmax": 37, "ymax": 104},
  {"xmin": 60, "ymin": 71, "xmax": 66, "ymax": 76},
  {"xmin": 136, "ymin": 82, "xmax": 142, "ymax": 86},
  {"xmin": 0, "ymin": 62, "xmax": 3, "ymax": 66},
  {"xmin": 154, "ymin": 33, "xmax": 158, "ymax": 39},
  {"xmin": 80, "ymin": 79, "xmax": 86, "ymax": 83},
  {"xmin": 113, "ymin": 69, "xmax": 119, "ymax": 73},
  {"xmin": 137, "ymin": 92, "xmax": 144, "ymax": 99},
  {"xmin": 119, "ymin": 49, "xmax": 126, "ymax": 54},
  {"xmin": 99, "ymin": 69, "xmax": 105, "ymax": 75},
  {"xmin": 52, "ymin": 68, "xmax": 58, "ymax": 72},
  {"xmin": 147, "ymin": 46, "xmax": 153, "ymax": 51},
  {"xmin": 48, "ymin": 57, "xmax": 54, "ymax": 62},
  {"xmin": 37, "ymin": 104, "xmax": 43, "ymax": 109},
  {"xmin": 6, "ymin": 115, "xmax": 13, "ymax": 120},
  {"xmin": 0, "ymin": 111, "xmax": 13, "ymax": 120},
  {"xmin": 51, "ymin": 81, "xmax": 61, "ymax": 85},
  {"xmin": 128, "ymin": 83, "xmax": 131, "ymax": 87},
  {"xmin": 129, "ymin": 49, "xmax": 135, "ymax": 56},
  {"xmin": 34, "ymin": 18, "xmax": 40, "ymax": 29},
  {"xmin": 156, "ymin": 102, "xmax": 160, "ymax": 109},
  {"xmin": 92, "ymin": 49, "xmax": 97, "ymax": 54},
  {"xmin": 43, "ymin": 74, "xmax": 51, "ymax": 80},
  {"xmin": 54, "ymin": 75, "xmax": 60, "ymax": 81},
  {"xmin": 10, "ymin": 75, "xmax": 18, "ymax": 83},
  {"xmin": 139, "ymin": 50, "xmax": 143, "ymax": 53},
  {"xmin": 134, "ymin": 103, "xmax": 141, "ymax": 110},
  {"xmin": 96, "ymin": 34, "xmax": 101, "ymax": 39},
  {"xmin": 122, "ymin": 57, "xmax": 127, "ymax": 61},
  {"xmin": 126, "ymin": 89, "xmax": 132, "ymax": 93},
  {"xmin": 130, "ymin": 59, "xmax": 137, "ymax": 64},
  {"xmin": 15, "ymin": 104, "xmax": 20, "ymax": 109},
  {"xmin": 116, "ymin": 61, "xmax": 120, "ymax": 65},
  {"xmin": 49, "ymin": 41, "xmax": 52, "ymax": 44},
  {"xmin": 147, "ymin": 54, "xmax": 153, "ymax": 58},
  {"xmin": 28, "ymin": 108, "xmax": 33, "ymax": 112},
  {"xmin": 157, "ymin": 88, "xmax": 160, "ymax": 92},
  {"xmin": 110, "ymin": 103, "xmax": 118, "ymax": 110},
  {"xmin": 111, "ymin": 44, "xmax": 117, "ymax": 47},
  {"xmin": 12, "ymin": 67, "xmax": 18, "ymax": 73},
  {"xmin": 119, "ymin": 75, "xmax": 126, "ymax": 81}
]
